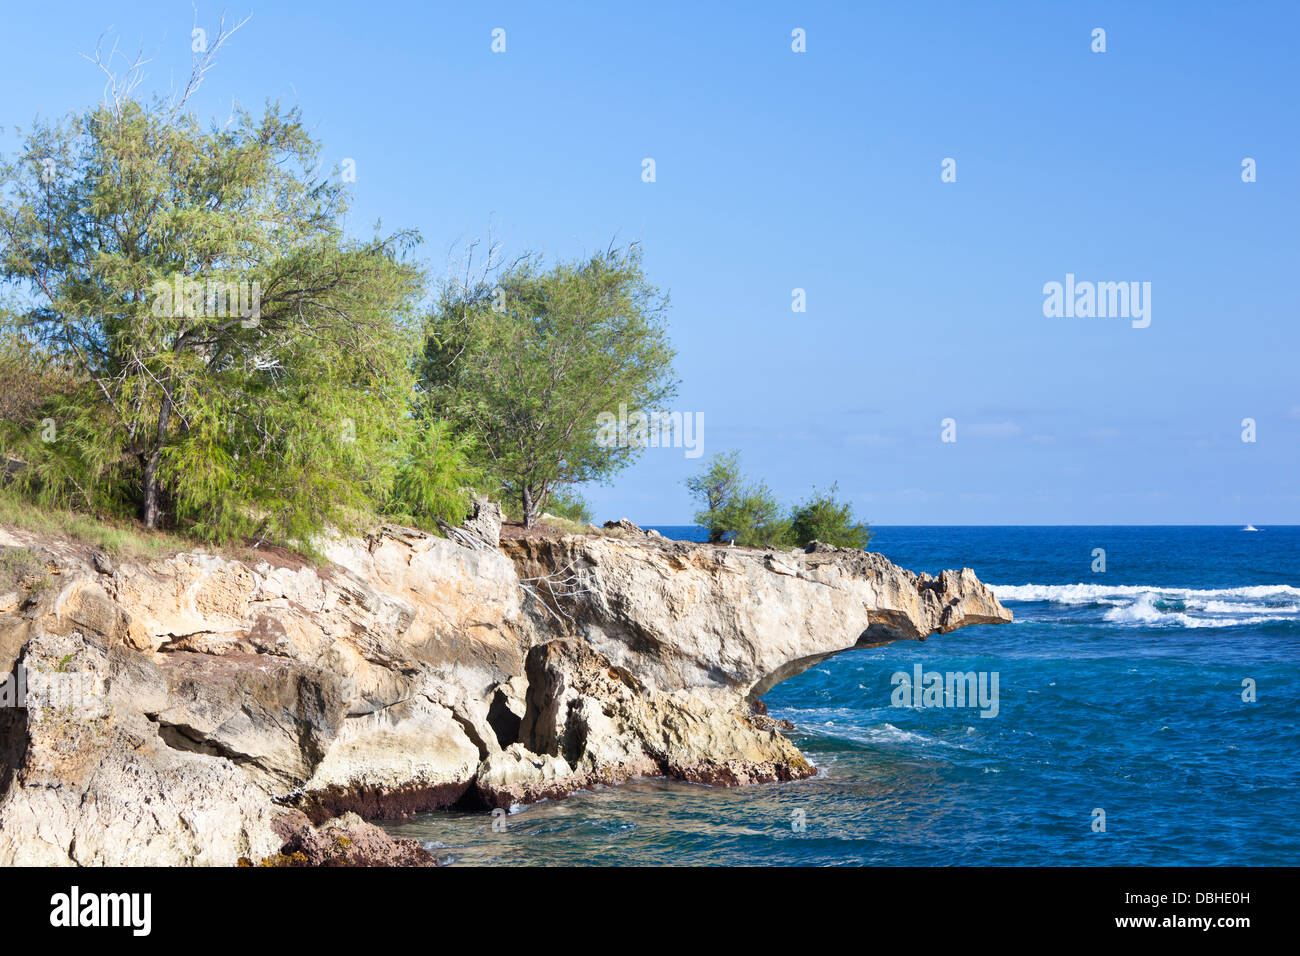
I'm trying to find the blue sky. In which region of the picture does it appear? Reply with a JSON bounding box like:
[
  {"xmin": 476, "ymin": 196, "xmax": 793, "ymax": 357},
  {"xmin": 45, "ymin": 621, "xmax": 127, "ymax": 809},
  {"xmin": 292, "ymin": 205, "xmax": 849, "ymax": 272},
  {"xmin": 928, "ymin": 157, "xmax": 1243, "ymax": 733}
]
[{"xmin": 3, "ymin": 1, "xmax": 1297, "ymax": 524}]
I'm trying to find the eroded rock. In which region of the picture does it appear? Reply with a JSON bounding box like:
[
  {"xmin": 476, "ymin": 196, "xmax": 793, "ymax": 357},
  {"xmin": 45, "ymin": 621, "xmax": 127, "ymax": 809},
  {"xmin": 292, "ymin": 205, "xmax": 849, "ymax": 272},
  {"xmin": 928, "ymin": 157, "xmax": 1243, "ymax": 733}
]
[
  {"xmin": 501, "ymin": 534, "xmax": 1012, "ymax": 702},
  {"xmin": 257, "ymin": 810, "xmax": 439, "ymax": 867},
  {"xmin": 0, "ymin": 513, "xmax": 1010, "ymax": 865},
  {"xmin": 519, "ymin": 637, "xmax": 814, "ymax": 791}
]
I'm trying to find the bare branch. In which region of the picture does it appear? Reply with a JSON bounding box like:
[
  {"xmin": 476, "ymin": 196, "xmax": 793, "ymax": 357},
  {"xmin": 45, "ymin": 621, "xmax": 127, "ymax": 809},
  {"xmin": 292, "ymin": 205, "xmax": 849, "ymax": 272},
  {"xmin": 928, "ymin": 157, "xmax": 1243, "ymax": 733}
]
[
  {"xmin": 167, "ymin": 6, "xmax": 253, "ymax": 116},
  {"xmin": 78, "ymin": 31, "xmax": 155, "ymax": 117}
]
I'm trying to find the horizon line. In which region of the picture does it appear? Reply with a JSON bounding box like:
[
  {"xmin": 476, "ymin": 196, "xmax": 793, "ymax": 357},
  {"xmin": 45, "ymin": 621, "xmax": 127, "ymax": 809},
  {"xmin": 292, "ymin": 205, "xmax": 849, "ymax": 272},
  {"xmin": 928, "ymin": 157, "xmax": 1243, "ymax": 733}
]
[{"xmin": 634, "ymin": 522, "xmax": 1297, "ymax": 528}]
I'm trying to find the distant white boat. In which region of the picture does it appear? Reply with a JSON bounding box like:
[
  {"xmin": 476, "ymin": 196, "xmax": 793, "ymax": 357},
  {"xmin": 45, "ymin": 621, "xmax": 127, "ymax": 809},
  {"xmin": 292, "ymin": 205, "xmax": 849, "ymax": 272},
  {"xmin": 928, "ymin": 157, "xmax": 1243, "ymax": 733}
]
[{"xmin": 1243, "ymin": 524, "xmax": 1259, "ymax": 532}]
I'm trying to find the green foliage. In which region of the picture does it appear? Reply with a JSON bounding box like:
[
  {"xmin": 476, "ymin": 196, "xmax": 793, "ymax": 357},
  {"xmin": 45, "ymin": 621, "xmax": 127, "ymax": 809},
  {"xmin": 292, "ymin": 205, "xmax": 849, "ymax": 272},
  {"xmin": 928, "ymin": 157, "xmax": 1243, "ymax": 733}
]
[
  {"xmin": 685, "ymin": 450, "xmax": 793, "ymax": 547},
  {"xmin": 789, "ymin": 482, "xmax": 872, "ymax": 549},
  {"xmin": 546, "ymin": 487, "xmax": 593, "ymax": 524},
  {"xmin": 0, "ymin": 485, "xmax": 282, "ymax": 565},
  {"xmin": 0, "ymin": 316, "xmax": 79, "ymax": 427},
  {"xmin": 387, "ymin": 419, "xmax": 482, "ymax": 530},
  {"xmin": 497, "ymin": 486, "xmax": 591, "ymax": 526},
  {"xmin": 686, "ymin": 454, "xmax": 871, "ymax": 550},
  {"xmin": 683, "ymin": 450, "xmax": 742, "ymax": 542},
  {"xmin": 0, "ymin": 79, "xmax": 424, "ymax": 549},
  {"xmin": 420, "ymin": 244, "xmax": 678, "ymax": 527},
  {"xmin": 725, "ymin": 484, "xmax": 792, "ymax": 548}
]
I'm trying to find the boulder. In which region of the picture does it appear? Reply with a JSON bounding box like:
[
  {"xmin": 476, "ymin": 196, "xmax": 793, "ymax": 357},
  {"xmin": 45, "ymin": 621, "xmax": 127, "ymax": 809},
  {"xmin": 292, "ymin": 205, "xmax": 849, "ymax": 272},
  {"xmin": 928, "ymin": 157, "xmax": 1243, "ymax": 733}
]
[
  {"xmin": 474, "ymin": 743, "xmax": 576, "ymax": 809},
  {"xmin": 602, "ymin": 517, "xmax": 644, "ymax": 535},
  {"xmin": 259, "ymin": 811, "xmax": 439, "ymax": 867},
  {"xmin": 462, "ymin": 498, "xmax": 503, "ymax": 548}
]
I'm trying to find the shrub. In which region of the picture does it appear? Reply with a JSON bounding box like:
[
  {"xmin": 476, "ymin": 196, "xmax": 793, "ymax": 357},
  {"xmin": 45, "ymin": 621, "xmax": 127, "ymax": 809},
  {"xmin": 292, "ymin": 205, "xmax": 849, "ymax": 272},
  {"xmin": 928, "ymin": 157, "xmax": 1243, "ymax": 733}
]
[
  {"xmin": 789, "ymin": 482, "xmax": 872, "ymax": 550},
  {"xmin": 546, "ymin": 488, "xmax": 593, "ymax": 524},
  {"xmin": 685, "ymin": 451, "xmax": 793, "ymax": 548},
  {"xmin": 387, "ymin": 420, "xmax": 482, "ymax": 531}
]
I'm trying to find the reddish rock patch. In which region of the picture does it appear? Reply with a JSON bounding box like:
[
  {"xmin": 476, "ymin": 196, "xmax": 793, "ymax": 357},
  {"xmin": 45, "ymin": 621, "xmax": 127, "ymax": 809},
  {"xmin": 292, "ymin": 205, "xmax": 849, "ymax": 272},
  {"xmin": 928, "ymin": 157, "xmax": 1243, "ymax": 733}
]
[
  {"xmin": 250, "ymin": 810, "xmax": 438, "ymax": 867},
  {"xmin": 291, "ymin": 780, "xmax": 475, "ymax": 824}
]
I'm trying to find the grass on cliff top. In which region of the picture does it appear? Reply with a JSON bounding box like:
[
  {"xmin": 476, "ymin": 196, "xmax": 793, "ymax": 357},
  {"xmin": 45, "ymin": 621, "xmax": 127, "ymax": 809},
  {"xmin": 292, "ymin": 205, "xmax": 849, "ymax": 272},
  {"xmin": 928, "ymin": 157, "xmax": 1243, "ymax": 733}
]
[
  {"xmin": 0, "ymin": 545, "xmax": 52, "ymax": 594},
  {"xmin": 498, "ymin": 514, "xmax": 611, "ymax": 541},
  {"xmin": 0, "ymin": 488, "xmax": 365, "ymax": 570},
  {"xmin": 539, "ymin": 514, "xmax": 598, "ymax": 535},
  {"xmin": 0, "ymin": 489, "xmax": 195, "ymax": 559},
  {"xmin": 0, "ymin": 487, "xmax": 326, "ymax": 567},
  {"xmin": 0, "ymin": 487, "xmax": 615, "ymax": 568}
]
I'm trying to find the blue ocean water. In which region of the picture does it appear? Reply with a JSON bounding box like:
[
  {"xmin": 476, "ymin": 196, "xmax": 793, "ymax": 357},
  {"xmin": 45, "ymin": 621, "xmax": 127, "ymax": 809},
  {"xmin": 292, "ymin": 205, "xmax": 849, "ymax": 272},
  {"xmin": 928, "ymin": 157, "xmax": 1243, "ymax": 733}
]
[{"xmin": 385, "ymin": 526, "xmax": 1299, "ymax": 865}]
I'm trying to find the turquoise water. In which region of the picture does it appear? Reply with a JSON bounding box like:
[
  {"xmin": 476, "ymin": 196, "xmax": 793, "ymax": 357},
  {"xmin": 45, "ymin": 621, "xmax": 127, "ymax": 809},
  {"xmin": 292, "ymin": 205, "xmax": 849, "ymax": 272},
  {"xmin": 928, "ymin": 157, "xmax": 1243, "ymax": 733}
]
[{"xmin": 384, "ymin": 526, "xmax": 1300, "ymax": 865}]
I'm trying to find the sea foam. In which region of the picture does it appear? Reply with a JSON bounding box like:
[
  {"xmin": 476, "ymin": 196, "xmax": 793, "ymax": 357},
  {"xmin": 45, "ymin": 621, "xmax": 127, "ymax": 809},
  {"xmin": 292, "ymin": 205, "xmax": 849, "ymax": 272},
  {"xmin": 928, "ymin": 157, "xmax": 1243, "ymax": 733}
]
[{"xmin": 990, "ymin": 583, "xmax": 1300, "ymax": 628}]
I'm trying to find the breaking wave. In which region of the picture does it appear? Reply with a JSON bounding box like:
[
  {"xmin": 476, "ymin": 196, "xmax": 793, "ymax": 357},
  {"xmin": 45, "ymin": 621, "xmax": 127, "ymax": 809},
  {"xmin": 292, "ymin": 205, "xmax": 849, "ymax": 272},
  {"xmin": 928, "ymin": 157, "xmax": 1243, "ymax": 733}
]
[{"xmin": 989, "ymin": 583, "xmax": 1300, "ymax": 628}]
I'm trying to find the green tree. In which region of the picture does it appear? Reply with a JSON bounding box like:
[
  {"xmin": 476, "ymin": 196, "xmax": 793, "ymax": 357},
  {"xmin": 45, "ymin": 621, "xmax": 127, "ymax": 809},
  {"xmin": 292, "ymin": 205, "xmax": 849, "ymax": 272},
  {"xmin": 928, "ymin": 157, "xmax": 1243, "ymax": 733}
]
[
  {"xmin": 387, "ymin": 418, "xmax": 482, "ymax": 530},
  {"xmin": 545, "ymin": 487, "xmax": 593, "ymax": 524},
  {"xmin": 0, "ymin": 313, "xmax": 77, "ymax": 434},
  {"xmin": 789, "ymin": 482, "xmax": 872, "ymax": 549},
  {"xmin": 0, "ymin": 39, "xmax": 424, "ymax": 547},
  {"xmin": 420, "ymin": 244, "xmax": 677, "ymax": 527},
  {"xmin": 685, "ymin": 450, "xmax": 743, "ymax": 543},
  {"xmin": 686, "ymin": 450, "xmax": 792, "ymax": 547}
]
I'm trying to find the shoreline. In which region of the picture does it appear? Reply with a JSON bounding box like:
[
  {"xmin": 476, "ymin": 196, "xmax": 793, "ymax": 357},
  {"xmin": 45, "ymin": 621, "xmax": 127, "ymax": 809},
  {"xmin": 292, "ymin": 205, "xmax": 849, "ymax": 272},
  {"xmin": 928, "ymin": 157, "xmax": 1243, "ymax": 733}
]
[{"xmin": 0, "ymin": 510, "xmax": 1009, "ymax": 865}]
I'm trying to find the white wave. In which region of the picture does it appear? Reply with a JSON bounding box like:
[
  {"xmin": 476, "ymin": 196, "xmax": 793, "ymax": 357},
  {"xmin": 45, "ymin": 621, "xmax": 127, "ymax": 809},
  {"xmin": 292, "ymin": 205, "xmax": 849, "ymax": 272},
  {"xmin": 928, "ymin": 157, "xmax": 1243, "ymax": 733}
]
[
  {"xmin": 1194, "ymin": 599, "xmax": 1300, "ymax": 615},
  {"xmin": 798, "ymin": 718, "xmax": 949, "ymax": 749},
  {"xmin": 1184, "ymin": 616, "xmax": 1283, "ymax": 628},
  {"xmin": 862, "ymin": 722, "xmax": 934, "ymax": 745},
  {"xmin": 991, "ymin": 582, "xmax": 1300, "ymax": 628},
  {"xmin": 991, "ymin": 583, "xmax": 1300, "ymax": 604},
  {"xmin": 1102, "ymin": 594, "xmax": 1195, "ymax": 627}
]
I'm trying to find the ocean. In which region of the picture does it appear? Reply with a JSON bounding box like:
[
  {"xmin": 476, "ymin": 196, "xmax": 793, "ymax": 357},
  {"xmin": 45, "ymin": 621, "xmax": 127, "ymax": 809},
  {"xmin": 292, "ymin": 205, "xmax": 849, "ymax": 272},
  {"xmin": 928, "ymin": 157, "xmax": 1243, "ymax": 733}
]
[{"xmin": 383, "ymin": 526, "xmax": 1300, "ymax": 866}]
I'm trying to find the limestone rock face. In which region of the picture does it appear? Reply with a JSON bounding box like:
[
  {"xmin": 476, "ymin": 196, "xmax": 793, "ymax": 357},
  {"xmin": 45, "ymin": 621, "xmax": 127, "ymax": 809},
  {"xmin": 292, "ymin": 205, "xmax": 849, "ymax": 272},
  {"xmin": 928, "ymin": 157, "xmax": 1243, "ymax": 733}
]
[
  {"xmin": 519, "ymin": 637, "xmax": 813, "ymax": 788},
  {"xmin": 151, "ymin": 650, "xmax": 350, "ymax": 791},
  {"xmin": 461, "ymin": 498, "xmax": 503, "ymax": 548},
  {"xmin": 0, "ymin": 522, "xmax": 524, "ymax": 864},
  {"xmin": 500, "ymin": 535, "xmax": 1012, "ymax": 703},
  {"xmin": 602, "ymin": 517, "xmax": 644, "ymax": 535},
  {"xmin": 473, "ymin": 742, "xmax": 576, "ymax": 809},
  {"xmin": 0, "ymin": 516, "xmax": 1009, "ymax": 865},
  {"xmin": 0, "ymin": 630, "xmax": 285, "ymax": 866},
  {"xmin": 297, "ymin": 694, "xmax": 483, "ymax": 821}
]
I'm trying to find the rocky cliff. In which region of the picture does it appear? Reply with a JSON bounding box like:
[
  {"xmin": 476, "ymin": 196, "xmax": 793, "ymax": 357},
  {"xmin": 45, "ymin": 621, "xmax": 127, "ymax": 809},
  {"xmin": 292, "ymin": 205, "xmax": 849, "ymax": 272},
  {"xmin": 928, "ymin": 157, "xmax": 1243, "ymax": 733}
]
[{"xmin": 0, "ymin": 512, "xmax": 1010, "ymax": 865}]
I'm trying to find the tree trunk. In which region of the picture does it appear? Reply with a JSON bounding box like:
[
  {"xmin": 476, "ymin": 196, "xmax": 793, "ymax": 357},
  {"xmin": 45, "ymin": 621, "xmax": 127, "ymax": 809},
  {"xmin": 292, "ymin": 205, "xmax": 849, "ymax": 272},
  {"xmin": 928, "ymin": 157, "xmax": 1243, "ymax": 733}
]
[
  {"xmin": 141, "ymin": 395, "xmax": 174, "ymax": 530},
  {"xmin": 142, "ymin": 453, "xmax": 162, "ymax": 529},
  {"xmin": 522, "ymin": 485, "xmax": 537, "ymax": 529}
]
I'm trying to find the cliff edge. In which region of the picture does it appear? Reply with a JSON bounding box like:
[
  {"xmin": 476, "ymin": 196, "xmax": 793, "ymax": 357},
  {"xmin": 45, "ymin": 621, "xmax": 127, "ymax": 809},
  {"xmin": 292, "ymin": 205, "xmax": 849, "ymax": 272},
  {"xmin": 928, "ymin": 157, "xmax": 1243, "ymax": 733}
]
[{"xmin": 0, "ymin": 513, "xmax": 1009, "ymax": 865}]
